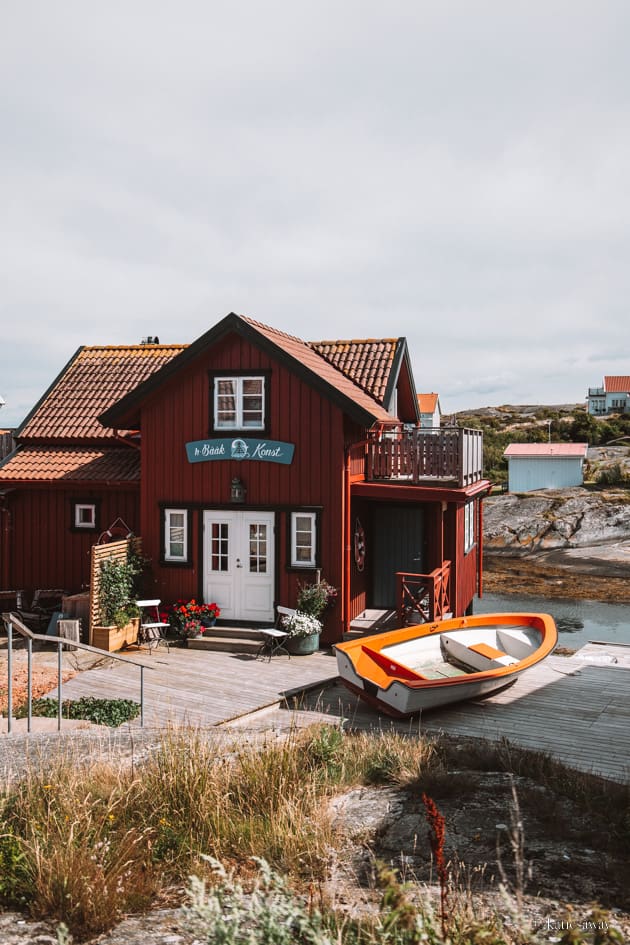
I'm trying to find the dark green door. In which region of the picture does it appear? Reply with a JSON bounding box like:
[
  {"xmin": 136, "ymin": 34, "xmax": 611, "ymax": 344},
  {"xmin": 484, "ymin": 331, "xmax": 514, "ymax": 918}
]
[{"xmin": 372, "ymin": 506, "xmax": 425, "ymax": 609}]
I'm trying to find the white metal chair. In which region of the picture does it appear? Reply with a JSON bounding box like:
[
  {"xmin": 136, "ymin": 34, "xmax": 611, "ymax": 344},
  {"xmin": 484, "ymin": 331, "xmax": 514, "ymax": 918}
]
[
  {"xmin": 256, "ymin": 605, "xmax": 294, "ymax": 661},
  {"xmin": 136, "ymin": 599, "xmax": 170, "ymax": 653}
]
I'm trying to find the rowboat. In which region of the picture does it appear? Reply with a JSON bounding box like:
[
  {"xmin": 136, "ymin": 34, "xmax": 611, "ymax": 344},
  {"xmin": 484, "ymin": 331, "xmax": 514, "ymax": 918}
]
[{"xmin": 334, "ymin": 612, "xmax": 558, "ymax": 717}]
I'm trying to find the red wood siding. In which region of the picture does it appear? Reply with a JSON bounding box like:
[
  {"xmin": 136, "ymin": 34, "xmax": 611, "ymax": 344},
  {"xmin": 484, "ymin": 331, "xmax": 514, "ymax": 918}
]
[
  {"xmin": 444, "ymin": 501, "xmax": 478, "ymax": 616},
  {"xmin": 3, "ymin": 486, "xmax": 139, "ymax": 602},
  {"xmin": 138, "ymin": 332, "xmax": 347, "ymax": 639}
]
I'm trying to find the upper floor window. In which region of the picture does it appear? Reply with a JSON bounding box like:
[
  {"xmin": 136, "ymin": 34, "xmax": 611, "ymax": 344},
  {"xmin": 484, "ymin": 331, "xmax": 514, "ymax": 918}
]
[{"xmin": 213, "ymin": 376, "xmax": 266, "ymax": 431}]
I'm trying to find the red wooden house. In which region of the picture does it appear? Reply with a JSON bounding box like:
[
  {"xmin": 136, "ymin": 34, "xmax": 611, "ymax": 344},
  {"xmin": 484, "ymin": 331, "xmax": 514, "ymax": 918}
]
[
  {"xmin": 0, "ymin": 342, "xmax": 184, "ymax": 596},
  {"xmin": 1, "ymin": 313, "xmax": 490, "ymax": 642}
]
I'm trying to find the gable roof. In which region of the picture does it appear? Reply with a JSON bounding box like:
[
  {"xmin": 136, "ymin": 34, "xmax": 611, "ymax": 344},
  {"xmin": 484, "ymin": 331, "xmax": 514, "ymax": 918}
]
[
  {"xmin": 100, "ymin": 313, "xmax": 395, "ymax": 430},
  {"xmin": 503, "ymin": 443, "xmax": 588, "ymax": 459},
  {"xmin": 417, "ymin": 393, "xmax": 440, "ymax": 414},
  {"xmin": 308, "ymin": 338, "xmax": 401, "ymax": 407},
  {"xmin": 18, "ymin": 344, "xmax": 185, "ymax": 443},
  {"xmin": 604, "ymin": 376, "xmax": 630, "ymax": 393}
]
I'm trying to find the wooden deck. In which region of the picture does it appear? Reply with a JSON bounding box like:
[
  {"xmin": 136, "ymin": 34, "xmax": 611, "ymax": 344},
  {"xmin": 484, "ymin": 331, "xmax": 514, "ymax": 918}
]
[{"xmin": 43, "ymin": 642, "xmax": 630, "ymax": 784}]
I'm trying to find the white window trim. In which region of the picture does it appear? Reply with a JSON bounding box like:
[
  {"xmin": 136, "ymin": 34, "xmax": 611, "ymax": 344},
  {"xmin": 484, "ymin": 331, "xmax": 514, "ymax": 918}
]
[
  {"xmin": 291, "ymin": 511, "xmax": 317, "ymax": 568},
  {"xmin": 214, "ymin": 375, "xmax": 265, "ymax": 430},
  {"xmin": 74, "ymin": 503, "xmax": 96, "ymax": 529},
  {"xmin": 464, "ymin": 502, "xmax": 475, "ymax": 554},
  {"xmin": 165, "ymin": 508, "xmax": 188, "ymax": 562}
]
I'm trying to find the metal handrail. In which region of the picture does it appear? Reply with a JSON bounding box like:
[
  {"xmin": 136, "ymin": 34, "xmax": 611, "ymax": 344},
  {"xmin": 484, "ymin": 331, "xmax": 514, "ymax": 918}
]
[{"xmin": 2, "ymin": 612, "xmax": 154, "ymax": 734}]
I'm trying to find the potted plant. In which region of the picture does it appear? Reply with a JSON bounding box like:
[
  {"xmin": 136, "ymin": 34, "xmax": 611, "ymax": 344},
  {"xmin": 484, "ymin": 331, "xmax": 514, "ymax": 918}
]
[
  {"xmin": 93, "ymin": 556, "xmax": 142, "ymax": 651},
  {"xmin": 281, "ymin": 610, "xmax": 323, "ymax": 655},
  {"xmin": 162, "ymin": 599, "xmax": 221, "ymax": 643}
]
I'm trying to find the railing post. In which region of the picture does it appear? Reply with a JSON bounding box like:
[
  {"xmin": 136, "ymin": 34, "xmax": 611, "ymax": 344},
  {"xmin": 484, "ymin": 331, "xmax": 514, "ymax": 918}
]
[
  {"xmin": 140, "ymin": 665, "xmax": 144, "ymax": 728},
  {"xmin": 27, "ymin": 636, "xmax": 33, "ymax": 733},
  {"xmin": 7, "ymin": 618, "xmax": 12, "ymax": 735},
  {"xmin": 57, "ymin": 641, "xmax": 62, "ymax": 731}
]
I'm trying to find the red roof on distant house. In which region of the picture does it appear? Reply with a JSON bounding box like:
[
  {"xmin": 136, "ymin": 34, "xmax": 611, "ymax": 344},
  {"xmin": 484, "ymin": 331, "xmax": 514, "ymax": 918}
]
[
  {"xmin": 308, "ymin": 338, "xmax": 399, "ymax": 405},
  {"xmin": 604, "ymin": 376, "xmax": 630, "ymax": 393},
  {"xmin": 0, "ymin": 446, "xmax": 140, "ymax": 482},
  {"xmin": 19, "ymin": 344, "xmax": 186, "ymax": 442},
  {"xmin": 503, "ymin": 443, "xmax": 588, "ymax": 458},
  {"xmin": 417, "ymin": 393, "xmax": 439, "ymax": 414}
]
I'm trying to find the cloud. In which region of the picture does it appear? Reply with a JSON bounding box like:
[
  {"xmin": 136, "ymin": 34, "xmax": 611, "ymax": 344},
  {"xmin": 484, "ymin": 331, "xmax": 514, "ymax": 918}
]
[{"xmin": 1, "ymin": 2, "xmax": 630, "ymax": 424}]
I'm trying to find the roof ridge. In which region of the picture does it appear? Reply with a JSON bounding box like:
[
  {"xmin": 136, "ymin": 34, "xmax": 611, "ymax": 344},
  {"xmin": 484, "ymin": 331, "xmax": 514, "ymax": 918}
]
[{"xmin": 310, "ymin": 337, "xmax": 399, "ymax": 345}]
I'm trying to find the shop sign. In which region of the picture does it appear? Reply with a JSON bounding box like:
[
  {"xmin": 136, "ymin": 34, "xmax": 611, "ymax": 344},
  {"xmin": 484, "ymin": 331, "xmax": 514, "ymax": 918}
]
[{"xmin": 186, "ymin": 437, "xmax": 295, "ymax": 465}]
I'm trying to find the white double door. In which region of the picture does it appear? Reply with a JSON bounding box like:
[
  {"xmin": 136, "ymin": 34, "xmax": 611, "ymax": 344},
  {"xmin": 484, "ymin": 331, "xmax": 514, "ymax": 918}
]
[{"xmin": 203, "ymin": 510, "xmax": 275, "ymax": 622}]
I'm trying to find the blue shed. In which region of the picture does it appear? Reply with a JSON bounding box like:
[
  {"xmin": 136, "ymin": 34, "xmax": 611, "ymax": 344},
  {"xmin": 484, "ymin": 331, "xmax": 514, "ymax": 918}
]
[{"xmin": 503, "ymin": 443, "xmax": 588, "ymax": 493}]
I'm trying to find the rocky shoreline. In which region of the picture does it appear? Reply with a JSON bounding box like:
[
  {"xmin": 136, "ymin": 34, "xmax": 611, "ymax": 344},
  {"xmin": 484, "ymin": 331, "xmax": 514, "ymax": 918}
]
[{"xmin": 482, "ymin": 487, "xmax": 630, "ymax": 603}]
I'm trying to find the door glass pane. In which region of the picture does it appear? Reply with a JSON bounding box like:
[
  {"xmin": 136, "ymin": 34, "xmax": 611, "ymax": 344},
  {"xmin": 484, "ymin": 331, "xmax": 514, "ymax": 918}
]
[
  {"xmin": 248, "ymin": 523, "xmax": 267, "ymax": 573},
  {"xmin": 211, "ymin": 522, "xmax": 229, "ymax": 572}
]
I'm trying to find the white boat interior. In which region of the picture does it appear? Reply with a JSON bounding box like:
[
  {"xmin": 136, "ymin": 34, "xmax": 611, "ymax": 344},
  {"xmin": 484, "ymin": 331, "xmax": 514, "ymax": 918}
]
[{"xmin": 380, "ymin": 624, "xmax": 541, "ymax": 680}]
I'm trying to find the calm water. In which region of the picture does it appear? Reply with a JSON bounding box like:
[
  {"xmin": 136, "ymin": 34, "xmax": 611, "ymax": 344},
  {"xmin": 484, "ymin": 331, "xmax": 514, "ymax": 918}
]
[{"xmin": 474, "ymin": 591, "xmax": 630, "ymax": 649}]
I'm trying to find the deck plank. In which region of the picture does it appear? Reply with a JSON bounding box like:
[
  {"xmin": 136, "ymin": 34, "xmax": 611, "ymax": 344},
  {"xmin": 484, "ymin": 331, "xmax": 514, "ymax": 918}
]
[{"xmin": 37, "ymin": 643, "xmax": 630, "ymax": 784}]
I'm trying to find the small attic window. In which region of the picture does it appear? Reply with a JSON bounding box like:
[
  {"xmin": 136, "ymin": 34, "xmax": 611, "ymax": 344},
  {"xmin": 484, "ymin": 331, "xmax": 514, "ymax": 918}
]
[{"xmin": 74, "ymin": 503, "xmax": 96, "ymax": 529}]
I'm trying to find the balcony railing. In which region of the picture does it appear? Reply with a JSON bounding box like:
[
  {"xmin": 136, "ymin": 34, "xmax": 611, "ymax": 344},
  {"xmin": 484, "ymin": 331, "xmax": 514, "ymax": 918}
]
[
  {"xmin": 396, "ymin": 561, "xmax": 452, "ymax": 625},
  {"xmin": 351, "ymin": 426, "xmax": 484, "ymax": 487}
]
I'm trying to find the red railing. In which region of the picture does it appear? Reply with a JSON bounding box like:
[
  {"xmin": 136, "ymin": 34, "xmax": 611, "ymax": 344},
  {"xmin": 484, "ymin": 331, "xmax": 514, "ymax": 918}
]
[
  {"xmin": 396, "ymin": 561, "xmax": 451, "ymax": 625},
  {"xmin": 361, "ymin": 427, "xmax": 483, "ymax": 487}
]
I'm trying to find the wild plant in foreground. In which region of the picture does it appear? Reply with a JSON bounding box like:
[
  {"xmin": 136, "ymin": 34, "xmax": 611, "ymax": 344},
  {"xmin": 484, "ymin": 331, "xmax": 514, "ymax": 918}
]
[{"xmin": 422, "ymin": 792, "xmax": 450, "ymax": 938}]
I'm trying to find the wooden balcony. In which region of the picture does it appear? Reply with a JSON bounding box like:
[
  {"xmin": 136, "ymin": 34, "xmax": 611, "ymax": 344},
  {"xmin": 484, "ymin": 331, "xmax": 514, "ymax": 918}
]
[{"xmin": 350, "ymin": 426, "xmax": 484, "ymax": 488}]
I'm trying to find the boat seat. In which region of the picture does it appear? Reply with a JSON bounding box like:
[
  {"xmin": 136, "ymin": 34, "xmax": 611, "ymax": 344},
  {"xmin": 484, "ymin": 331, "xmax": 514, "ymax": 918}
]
[
  {"xmin": 496, "ymin": 628, "xmax": 536, "ymax": 660},
  {"xmin": 441, "ymin": 633, "xmax": 519, "ymax": 672}
]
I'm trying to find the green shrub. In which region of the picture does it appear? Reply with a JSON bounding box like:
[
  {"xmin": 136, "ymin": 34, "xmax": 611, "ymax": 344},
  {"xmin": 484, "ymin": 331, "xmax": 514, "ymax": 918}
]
[{"xmin": 15, "ymin": 696, "xmax": 140, "ymax": 727}]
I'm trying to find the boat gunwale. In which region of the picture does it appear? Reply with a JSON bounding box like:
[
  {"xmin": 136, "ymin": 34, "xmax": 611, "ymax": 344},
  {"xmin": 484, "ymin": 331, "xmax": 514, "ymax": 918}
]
[{"xmin": 334, "ymin": 612, "xmax": 558, "ymax": 692}]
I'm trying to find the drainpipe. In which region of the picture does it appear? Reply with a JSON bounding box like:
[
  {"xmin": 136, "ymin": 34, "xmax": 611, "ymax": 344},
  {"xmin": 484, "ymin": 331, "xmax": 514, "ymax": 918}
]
[{"xmin": 343, "ymin": 450, "xmax": 352, "ymax": 637}]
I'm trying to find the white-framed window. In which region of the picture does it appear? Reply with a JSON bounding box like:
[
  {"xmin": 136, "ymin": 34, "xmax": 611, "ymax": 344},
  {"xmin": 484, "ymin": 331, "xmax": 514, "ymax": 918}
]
[
  {"xmin": 291, "ymin": 511, "xmax": 317, "ymax": 567},
  {"xmin": 464, "ymin": 501, "xmax": 475, "ymax": 554},
  {"xmin": 214, "ymin": 376, "xmax": 265, "ymax": 430},
  {"xmin": 165, "ymin": 508, "xmax": 188, "ymax": 562},
  {"xmin": 74, "ymin": 503, "xmax": 96, "ymax": 529}
]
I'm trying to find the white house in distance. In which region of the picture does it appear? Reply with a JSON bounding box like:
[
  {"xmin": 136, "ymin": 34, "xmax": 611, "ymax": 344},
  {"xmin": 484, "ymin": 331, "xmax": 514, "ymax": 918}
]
[
  {"xmin": 586, "ymin": 376, "xmax": 630, "ymax": 416},
  {"xmin": 417, "ymin": 393, "xmax": 441, "ymax": 429},
  {"xmin": 503, "ymin": 443, "xmax": 588, "ymax": 493}
]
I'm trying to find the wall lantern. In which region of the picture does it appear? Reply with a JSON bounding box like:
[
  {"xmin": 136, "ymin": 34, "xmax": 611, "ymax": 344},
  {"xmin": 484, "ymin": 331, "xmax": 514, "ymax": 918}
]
[{"xmin": 231, "ymin": 477, "xmax": 246, "ymax": 503}]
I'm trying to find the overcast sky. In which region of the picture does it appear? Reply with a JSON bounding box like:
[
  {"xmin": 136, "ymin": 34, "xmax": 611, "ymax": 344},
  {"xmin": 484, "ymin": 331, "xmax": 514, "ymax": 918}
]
[{"xmin": 1, "ymin": 2, "xmax": 629, "ymax": 427}]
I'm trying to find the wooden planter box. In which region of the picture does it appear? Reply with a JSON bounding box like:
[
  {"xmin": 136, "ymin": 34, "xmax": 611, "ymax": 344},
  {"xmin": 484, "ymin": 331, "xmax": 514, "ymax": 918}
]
[{"xmin": 92, "ymin": 618, "xmax": 140, "ymax": 652}]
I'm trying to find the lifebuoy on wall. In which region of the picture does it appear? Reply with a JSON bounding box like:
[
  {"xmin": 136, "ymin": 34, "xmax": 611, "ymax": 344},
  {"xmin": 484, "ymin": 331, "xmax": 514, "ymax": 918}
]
[
  {"xmin": 354, "ymin": 517, "xmax": 366, "ymax": 572},
  {"xmin": 98, "ymin": 517, "xmax": 134, "ymax": 545}
]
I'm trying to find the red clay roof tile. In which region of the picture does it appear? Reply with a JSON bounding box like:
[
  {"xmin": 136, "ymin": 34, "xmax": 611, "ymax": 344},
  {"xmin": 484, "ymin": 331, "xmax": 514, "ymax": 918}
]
[
  {"xmin": 0, "ymin": 446, "xmax": 140, "ymax": 482},
  {"xmin": 604, "ymin": 376, "xmax": 630, "ymax": 393},
  {"xmin": 242, "ymin": 318, "xmax": 394, "ymax": 422},
  {"xmin": 308, "ymin": 338, "xmax": 398, "ymax": 404},
  {"xmin": 20, "ymin": 344, "xmax": 185, "ymax": 442}
]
